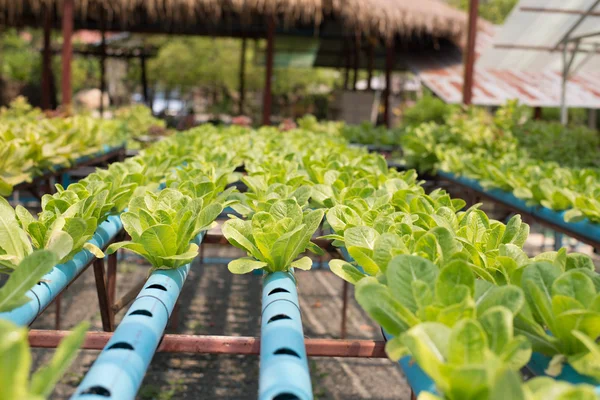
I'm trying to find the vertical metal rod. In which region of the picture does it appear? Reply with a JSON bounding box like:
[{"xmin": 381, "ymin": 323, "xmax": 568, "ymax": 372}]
[
  {"xmin": 61, "ymin": 0, "xmax": 74, "ymax": 111},
  {"xmin": 41, "ymin": 7, "xmax": 52, "ymax": 110},
  {"xmin": 340, "ymin": 280, "xmax": 349, "ymax": 339},
  {"xmin": 54, "ymin": 294, "xmax": 62, "ymax": 330},
  {"xmin": 343, "ymin": 43, "xmax": 350, "ymax": 90},
  {"xmin": 93, "ymin": 258, "xmax": 115, "ymax": 332},
  {"xmin": 262, "ymin": 17, "xmax": 275, "ymax": 126},
  {"xmin": 462, "ymin": 0, "xmax": 479, "ymax": 105},
  {"xmin": 384, "ymin": 41, "xmax": 394, "ymax": 128},
  {"xmin": 533, "ymin": 107, "xmax": 542, "ymax": 120},
  {"xmin": 239, "ymin": 37, "xmax": 247, "ymax": 115},
  {"xmin": 141, "ymin": 56, "xmax": 149, "ymax": 106},
  {"xmin": 99, "ymin": 11, "xmax": 107, "ymax": 117},
  {"xmin": 561, "ymin": 44, "xmax": 569, "ymax": 125}
]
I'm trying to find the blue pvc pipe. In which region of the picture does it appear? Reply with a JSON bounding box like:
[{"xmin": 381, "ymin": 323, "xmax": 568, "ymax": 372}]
[
  {"xmin": 259, "ymin": 271, "xmax": 313, "ymax": 400},
  {"xmin": 437, "ymin": 170, "xmax": 600, "ymax": 244},
  {"xmin": 382, "ymin": 330, "xmax": 438, "ymax": 396},
  {"xmin": 0, "ymin": 214, "xmax": 123, "ymax": 326},
  {"xmin": 70, "ymin": 233, "xmax": 204, "ymax": 400},
  {"xmin": 527, "ymin": 353, "xmax": 600, "ymax": 394}
]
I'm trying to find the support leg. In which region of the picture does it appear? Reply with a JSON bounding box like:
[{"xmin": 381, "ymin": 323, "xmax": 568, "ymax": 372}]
[
  {"xmin": 93, "ymin": 258, "xmax": 115, "ymax": 332},
  {"xmin": 340, "ymin": 280, "xmax": 349, "ymax": 339},
  {"xmin": 106, "ymin": 251, "xmax": 118, "ymax": 328},
  {"xmin": 54, "ymin": 294, "xmax": 62, "ymax": 330}
]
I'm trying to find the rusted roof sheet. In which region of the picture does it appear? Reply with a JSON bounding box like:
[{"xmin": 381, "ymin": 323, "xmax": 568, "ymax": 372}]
[{"xmin": 407, "ymin": 24, "xmax": 600, "ymax": 108}]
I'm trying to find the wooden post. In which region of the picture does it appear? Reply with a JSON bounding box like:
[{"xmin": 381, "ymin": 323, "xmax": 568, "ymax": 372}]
[
  {"xmin": 61, "ymin": 0, "xmax": 74, "ymax": 111},
  {"xmin": 384, "ymin": 41, "xmax": 394, "ymax": 128},
  {"xmin": 533, "ymin": 106, "xmax": 542, "ymax": 120},
  {"xmin": 352, "ymin": 36, "xmax": 360, "ymax": 91},
  {"xmin": 366, "ymin": 42, "xmax": 374, "ymax": 90},
  {"xmin": 99, "ymin": 13, "xmax": 106, "ymax": 117},
  {"xmin": 41, "ymin": 8, "xmax": 52, "ymax": 110},
  {"xmin": 239, "ymin": 37, "xmax": 247, "ymax": 115},
  {"xmin": 140, "ymin": 56, "xmax": 149, "ymax": 106},
  {"xmin": 343, "ymin": 43, "xmax": 350, "ymax": 90},
  {"xmin": 262, "ymin": 17, "xmax": 275, "ymax": 126},
  {"xmin": 462, "ymin": 0, "xmax": 479, "ymax": 105}
]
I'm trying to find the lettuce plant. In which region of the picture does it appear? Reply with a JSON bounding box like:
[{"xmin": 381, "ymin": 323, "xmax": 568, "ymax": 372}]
[
  {"xmin": 0, "ymin": 320, "xmax": 88, "ymax": 400},
  {"xmin": 516, "ymin": 261, "xmax": 600, "ymax": 380},
  {"xmin": 107, "ymin": 188, "xmax": 222, "ymax": 271},
  {"xmin": 223, "ymin": 199, "xmax": 324, "ymax": 274}
]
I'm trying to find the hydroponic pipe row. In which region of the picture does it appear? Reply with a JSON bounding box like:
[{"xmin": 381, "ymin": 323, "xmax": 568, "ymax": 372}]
[{"xmin": 0, "ymin": 215, "xmax": 123, "ymax": 326}]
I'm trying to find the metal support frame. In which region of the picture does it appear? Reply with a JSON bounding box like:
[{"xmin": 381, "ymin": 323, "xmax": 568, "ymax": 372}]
[
  {"xmin": 140, "ymin": 56, "xmax": 149, "ymax": 106},
  {"xmin": 29, "ymin": 330, "xmax": 387, "ymax": 358}
]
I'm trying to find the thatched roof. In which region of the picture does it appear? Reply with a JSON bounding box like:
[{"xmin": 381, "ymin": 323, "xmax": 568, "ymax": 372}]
[{"xmin": 1, "ymin": 0, "xmax": 467, "ymax": 43}]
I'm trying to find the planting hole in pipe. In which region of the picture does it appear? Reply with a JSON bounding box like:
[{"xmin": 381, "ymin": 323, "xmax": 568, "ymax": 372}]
[
  {"xmin": 146, "ymin": 284, "xmax": 167, "ymax": 291},
  {"xmin": 273, "ymin": 394, "xmax": 301, "ymax": 400},
  {"xmin": 268, "ymin": 287, "xmax": 289, "ymax": 296},
  {"xmin": 80, "ymin": 386, "xmax": 111, "ymax": 396},
  {"xmin": 107, "ymin": 342, "xmax": 134, "ymax": 350},
  {"xmin": 268, "ymin": 314, "xmax": 291, "ymax": 324},
  {"xmin": 273, "ymin": 348, "xmax": 300, "ymax": 358},
  {"xmin": 129, "ymin": 309, "xmax": 153, "ymax": 317}
]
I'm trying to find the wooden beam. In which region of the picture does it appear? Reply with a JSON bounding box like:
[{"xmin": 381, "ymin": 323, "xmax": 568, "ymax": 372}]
[
  {"xmin": 99, "ymin": 11, "xmax": 106, "ymax": 117},
  {"xmin": 384, "ymin": 41, "xmax": 394, "ymax": 128},
  {"xmin": 140, "ymin": 56, "xmax": 149, "ymax": 106},
  {"xmin": 61, "ymin": 0, "xmax": 74, "ymax": 111},
  {"xmin": 352, "ymin": 35, "xmax": 360, "ymax": 91},
  {"xmin": 262, "ymin": 17, "xmax": 275, "ymax": 126},
  {"xmin": 462, "ymin": 0, "xmax": 479, "ymax": 105},
  {"xmin": 239, "ymin": 37, "xmax": 247, "ymax": 115},
  {"xmin": 41, "ymin": 8, "xmax": 52, "ymax": 110},
  {"xmin": 366, "ymin": 42, "xmax": 374, "ymax": 90}
]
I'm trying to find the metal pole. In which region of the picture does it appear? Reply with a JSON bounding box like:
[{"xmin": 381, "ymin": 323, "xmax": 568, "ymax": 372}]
[
  {"xmin": 561, "ymin": 44, "xmax": 568, "ymax": 125},
  {"xmin": 61, "ymin": 0, "xmax": 74, "ymax": 112},
  {"xmin": 462, "ymin": 0, "xmax": 479, "ymax": 105},
  {"xmin": 28, "ymin": 330, "xmax": 388, "ymax": 358},
  {"xmin": 41, "ymin": 8, "xmax": 52, "ymax": 110},
  {"xmin": 384, "ymin": 40, "xmax": 394, "ymax": 128},
  {"xmin": 262, "ymin": 17, "xmax": 275, "ymax": 126},
  {"xmin": 239, "ymin": 37, "xmax": 247, "ymax": 115},
  {"xmin": 93, "ymin": 259, "xmax": 115, "ymax": 332}
]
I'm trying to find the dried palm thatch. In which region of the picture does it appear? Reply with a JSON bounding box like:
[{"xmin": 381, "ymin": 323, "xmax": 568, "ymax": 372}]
[{"xmin": 0, "ymin": 0, "xmax": 467, "ymax": 42}]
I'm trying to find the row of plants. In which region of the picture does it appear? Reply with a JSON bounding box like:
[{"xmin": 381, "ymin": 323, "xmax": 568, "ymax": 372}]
[
  {"xmin": 156, "ymin": 124, "xmax": 599, "ymax": 398},
  {"xmin": 2, "ymin": 120, "xmax": 598, "ymax": 398},
  {"xmin": 400, "ymin": 102, "xmax": 600, "ymax": 225},
  {"xmin": 0, "ymin": 98, "xmax": 165, "ymax": 196},
  {"xmin": 0, "ymin": 128, "xmax": 233, "ymax": 398}
]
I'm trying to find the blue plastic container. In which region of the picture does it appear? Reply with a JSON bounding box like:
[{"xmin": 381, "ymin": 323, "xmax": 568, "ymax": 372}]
[
  {"xmin": 259, "ymin": 271, "xmax": 313, "ymax": 400},
  {"xmin": 71, "ymin": 233, "xmax": 204, "ymax": 400},
  {"xmin": 0, "ymin": 214, "xmax": 123, "ymax": 326}
]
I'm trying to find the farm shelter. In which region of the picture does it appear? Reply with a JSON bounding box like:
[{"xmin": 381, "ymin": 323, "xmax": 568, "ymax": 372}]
[
  {"xmin": 0, "ymin": 0, "xmax": 471, "ymax": 126},
  {"xmin": 408, "ymin": 0, "xmax": 600, "ymax": 126}
]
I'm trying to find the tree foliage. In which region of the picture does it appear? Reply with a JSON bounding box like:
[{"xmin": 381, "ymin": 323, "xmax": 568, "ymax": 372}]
[{"xmin": 448, "ymin": 0, "xmax": 518, "ymax": 24}]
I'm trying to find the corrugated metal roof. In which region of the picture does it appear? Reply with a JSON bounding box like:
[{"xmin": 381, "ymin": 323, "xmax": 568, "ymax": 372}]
[{"xmin": 408, "ymin": 14, "xmax": 600, "ymax": 108}]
